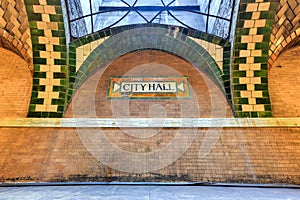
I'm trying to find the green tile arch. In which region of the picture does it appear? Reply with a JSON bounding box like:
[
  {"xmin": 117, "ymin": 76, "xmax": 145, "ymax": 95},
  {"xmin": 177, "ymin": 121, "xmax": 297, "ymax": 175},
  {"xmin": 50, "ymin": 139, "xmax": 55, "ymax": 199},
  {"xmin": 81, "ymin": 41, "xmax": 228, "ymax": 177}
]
[{"xmin": 68, "ymin": 25, "xmax": 232, "ymax": 111}]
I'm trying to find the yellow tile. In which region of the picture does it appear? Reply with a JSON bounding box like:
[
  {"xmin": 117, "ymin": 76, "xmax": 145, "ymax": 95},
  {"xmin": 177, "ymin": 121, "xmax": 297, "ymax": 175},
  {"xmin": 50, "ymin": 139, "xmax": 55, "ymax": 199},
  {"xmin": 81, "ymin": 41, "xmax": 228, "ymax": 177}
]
[
  {"xmin": 239, "ymin": 77, "xmax": 250, "ymax": 84},
  {"xmin": 251, "ymin": 12, "xmax": 260, "ymax": 20},
  {"xmin": 246, "ymin": 70, "xmax": 254, "ymax": 77},
  {"xmin": 44, "ymin": 5, "xmax": 56, "ymax": 14},
  {"xmin": 258, "ymin": 2, "xmax": 270, "ymax": 11},
  {"xmin": 33, "ymin": 5, "xmax": 44, "ymax": 13},
  {"xmin": 40, "ymin": 51, "xmax": 50, "ymax": 59},
  {"xmin": 50, "ymin": 65, "xmax": 61, "ymax": 72},
  {"xmin": 42, "ymin": 14, "xmax": 50, "ymax": 22},
  {"xmin": 247, "ymin": 84, "xmax": 255, "ymax": 91},
  {"xmin": 252, "ymin": 35, "xmax": 264, "ymax": 43},
  {"xmin": 248, "ymin": 43, "xmax": 256, "ymax": 50},
  {"xmin": 44, "ymin": 29, "xmax": 52, "ymax": 37},
  {"xmin": 251, "ymin": 50, "xmax": 262, "ymax": 57},
  {"xmin": 38, "ymin": 36, "xmax": 49, "ymax": 44},
  {"xmin": 240, "ymin": 91, "xmax": 252, "ymax": 98},
  {"xmin": 49, "ymin": 92, "xmax": 59, "ymax": 99},
  {"xmin": 252, "ymin": 91, "xmax": 263, "ymax": 98},
  {"xmin": 47, "ymin": 58, "xmax": 54, "ymax": 65},
  {"xmin": 249, "ymin": 28, "xmax": 257, "ymax": 35},
  {"xmin": 45, "ymin": 85, "xmax": 53, "ymax": 92},
  {"xmin": 46, "ymin": 71, "xmax": 53, "ymax": 79},
  {"xmin": 50, "ymin": 52, "xmax": 61, "ymax": 59},
  {"xmin": 249, "ymin": 63, "xmax": 261, "ymax": 70},
  {"xmin": 37, "ymin": 21, "xmax": 47, "ymax": 30},
  {"xmin": 244, "ymin": 20, "xmax": 254, "ymax": 28},
  {"xmin": 46, "ymin": 105, "xmax": 58, "ymax": 112},
  {"xmin": 39, "ymin": 0, "xmax": 47, "ymax": 5},
  {"xmin": 241, "ymin": 35, "xmax": 252, "ymax": 43},
  {"xmin": 240, "ymin": 50, "xmax": 251, "ymax": 57},
  {"xmin": 253, "ymin": 105, "xmax": 265, "ymax": 111},
  {"xmin": 49, "ymin": 38, "xmax": 59, "ymax": 45},
  {"xmin": 35, "ymin": 105, "xmax": 47, "ymax": 112},
  {"xmin": 254, "ymin": 19, "xmax": 266, "ymax": 27},
  {"xmin": 46, "ymin": 44, "xmax": 53, "ymax": 51},
  {"xmin": 251, "ymin": 77, "xmax": 261, "ymax": 84},
  {"xmin": 248, "ymin": 98, "xmax": 256, "ymax": 104},
  {"xmin": 239, "ymin": 64, "xmax": 249, "ymax": 70},
  {"xmin": 38, "ymin": 91, "xmax": 48, "ymax": 99},
  {"xmin": 246, "ymin": 3, "xmax": 258, "ymax": 12},
  {"xmin": 242, "ymin": 105, "xmax": 253, "ymax": 111},
  {"xmin": 246, "ymin": 57, "xmax": 254, "ymax": 64}
]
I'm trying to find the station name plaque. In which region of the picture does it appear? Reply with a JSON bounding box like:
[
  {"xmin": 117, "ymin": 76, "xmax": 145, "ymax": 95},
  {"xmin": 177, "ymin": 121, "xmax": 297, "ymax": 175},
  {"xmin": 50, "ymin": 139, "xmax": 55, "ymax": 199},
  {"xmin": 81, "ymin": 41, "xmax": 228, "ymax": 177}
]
[{"xmin": 107, "ymin": 76, "xmax": 190, "ymax": 99}]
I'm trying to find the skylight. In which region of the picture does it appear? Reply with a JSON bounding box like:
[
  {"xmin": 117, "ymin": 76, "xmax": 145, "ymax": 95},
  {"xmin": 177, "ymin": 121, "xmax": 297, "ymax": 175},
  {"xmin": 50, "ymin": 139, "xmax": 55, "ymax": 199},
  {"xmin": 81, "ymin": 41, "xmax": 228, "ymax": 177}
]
[{"xmin": 65, "ymin": 0, "xmax": 237, "ymax": 39}]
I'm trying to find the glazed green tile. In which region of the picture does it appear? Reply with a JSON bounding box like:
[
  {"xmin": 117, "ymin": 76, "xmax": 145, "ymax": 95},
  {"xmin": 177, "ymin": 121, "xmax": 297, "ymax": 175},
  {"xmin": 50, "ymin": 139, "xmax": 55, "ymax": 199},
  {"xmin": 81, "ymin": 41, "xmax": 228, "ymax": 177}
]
[
  {"xmin": 237, "ymin": 112, "xmax": 251, "ymax": 118},
  {"xmin": 34, "ymin": 72, "xmax": 46, "ymax": 78},
  {"xmin": 59, "ymin": 38, "xmax": 66, "ymax": 45},
  {"xmin": 29, "ymin": 21, "xmax": 37, "ymax": 29},
  {"xmin": 33, "ymin": 44, "xmax": 46, "ymax": 51},
  {"xmin": 31, "ymin": 91, "xmax": 38, "ymax": 98},
  {"xmin": 254, "ymin": 70, "xmax": 268, "ymax": 77},
  {"xmin": 264, "ymin": 105, "xmax": 272, "ymax": 111},
  {"xmin": 29, "ymin": 104, "xmax": 36, "ymax": 112},
  {"xmin": 49, "ymin": 14, "xmax": 63, "ymax": 22},
  {"xmin": 233, "ymin": 71, "xmax": 246, "ymax": 77},
  {"xmin": 51, "ymin": 30, "xmax": 66, "ymax": 37},
  {"xmin": 32, "ymin": 85, "xmax": 45, "ymax": 91},
  {"xmin": 53, "ymin": 86, "xmax": 67, "ymax": 92},
  {"xmin": 25, "ymin": 5, "xmax": 34, "ymax": 14},
  {"xmin": 254, "ymin": 84, "xmax": 268, "ymax": 90},
  {"xmin": 33, "ymin": 57, "xmax": 47, "ymax": 65},
  {"xmin": 27, "ymin": 112, "xmax": 42, "ymax": 118},
  {"xmin": 51, "ymin": 99, "xmax": 65, "ymax": 105},
  {"xmin": 54, "ymin": 59, "xmax": 66, "ymax": 65},
  {"xmin": 251, "ymin": 112, "xmax": 258, "ymax": 117},
  {"xmin": 46, "ymin": 0, "xmax": 61, "ymax": 5},
  {"xmin": 33, "ymin": 50, "xmax": 40, "ymax": 57},
  {"xmin": 254, "ymin": 57, "xmax": 268, "ymax": 63},
  {"xmin": 234, "ymin": 84, "xmax": 247, "ymax": 90},
  {"xmin": 31, "ymin": 98, "xmax": 44, "ymax": 104},
  {"xmin": 27, "ymin": 13, "xmax": 42, "ymax": 21},
  {"xmin": 33, "ymin": 78, "xmax": 40, "ymax": 85},
  {"xmin": 49, "ymin": 112, "xmax": 63, "ymax": 118},
  {"xmin": 262, "ymin": 91, "xmax": 270, "ymax": 97},
  {"xmin": 258, "ymin": 111, "xmax": 273, "ymax": 117},
  {"xmin": 256, "ymin": 98, "xmax": 270, "ymax": 104}
]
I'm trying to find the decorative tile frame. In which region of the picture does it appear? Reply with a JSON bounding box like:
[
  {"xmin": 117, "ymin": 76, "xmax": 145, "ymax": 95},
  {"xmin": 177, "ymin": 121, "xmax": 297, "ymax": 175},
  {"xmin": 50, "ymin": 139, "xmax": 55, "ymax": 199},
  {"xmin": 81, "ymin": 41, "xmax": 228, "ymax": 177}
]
[
  {"xmin": 68, "ymin": 24, "xmax": 232, "ymax": 110},
  {"xmin": 25, "ymin": 0, "xmax": 68, "ymax": 118},
  {"xmin": 232, "ymin": 0, "xmax": 278, "ymax": 117}
]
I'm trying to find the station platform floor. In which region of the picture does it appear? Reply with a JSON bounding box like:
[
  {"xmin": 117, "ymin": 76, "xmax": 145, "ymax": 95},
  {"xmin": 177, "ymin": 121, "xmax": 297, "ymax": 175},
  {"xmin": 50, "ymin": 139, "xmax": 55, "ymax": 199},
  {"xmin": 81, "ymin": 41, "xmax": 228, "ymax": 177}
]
[{"xmin": 0, "ymin": 182, "xmax": 299, "ymax": 200}]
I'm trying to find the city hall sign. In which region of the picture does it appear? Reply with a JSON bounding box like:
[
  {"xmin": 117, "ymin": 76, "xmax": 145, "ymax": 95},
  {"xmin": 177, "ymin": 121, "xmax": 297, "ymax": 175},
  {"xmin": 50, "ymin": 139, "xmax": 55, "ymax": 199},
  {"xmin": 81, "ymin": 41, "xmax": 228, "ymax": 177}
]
[{"xmin": 107, "ymin": 76, "xmax": 190, "ymax": 99}]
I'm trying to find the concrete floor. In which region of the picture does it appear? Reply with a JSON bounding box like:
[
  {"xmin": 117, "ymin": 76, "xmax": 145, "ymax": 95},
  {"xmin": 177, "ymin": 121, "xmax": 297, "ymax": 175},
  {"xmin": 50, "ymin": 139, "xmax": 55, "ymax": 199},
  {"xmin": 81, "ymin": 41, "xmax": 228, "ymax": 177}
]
[{"xmin": 0, "ymin": 183, "xmax": 300, "ymax": 200}]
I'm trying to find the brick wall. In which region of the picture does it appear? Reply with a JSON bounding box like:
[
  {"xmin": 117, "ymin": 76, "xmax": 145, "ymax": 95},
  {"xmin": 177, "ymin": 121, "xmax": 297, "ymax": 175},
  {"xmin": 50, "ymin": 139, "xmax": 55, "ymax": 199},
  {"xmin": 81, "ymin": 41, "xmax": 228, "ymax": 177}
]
[
  {"xmin": 269, "ymin": 46, "xmax": 300, "ymax": 117},
  {"xmin": 0, "ymin": 126, "xmax": 299, "ymax": 183},
  {"xmin": 65, "ymin": 50, "xmax": 234, "ymax": 118},
  {"xmin": 0, "ymin": 47, "xmax": 32, "ymax": 117}
]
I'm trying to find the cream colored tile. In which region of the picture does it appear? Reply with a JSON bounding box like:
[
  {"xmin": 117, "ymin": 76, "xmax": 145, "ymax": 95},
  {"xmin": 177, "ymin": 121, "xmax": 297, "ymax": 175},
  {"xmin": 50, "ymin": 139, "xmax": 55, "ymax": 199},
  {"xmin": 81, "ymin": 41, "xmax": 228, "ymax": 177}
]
[
  {"xmin": 246, "ymin": 3, "xmax": 258, "ymax": 12},
  {"xmin": 258, "ymin": 2, "xmax": 270, "ymax": 11},
  {"xmin": 253, "ymin": 105, "xmax": 265, "ymax": 111},
  {"xmin": 240, "ymin": 91, "xmax": 252, "ymax": 98},
  {"xmin": 242, "ymin": 105, "xmax": 253, "ymax": 111}
]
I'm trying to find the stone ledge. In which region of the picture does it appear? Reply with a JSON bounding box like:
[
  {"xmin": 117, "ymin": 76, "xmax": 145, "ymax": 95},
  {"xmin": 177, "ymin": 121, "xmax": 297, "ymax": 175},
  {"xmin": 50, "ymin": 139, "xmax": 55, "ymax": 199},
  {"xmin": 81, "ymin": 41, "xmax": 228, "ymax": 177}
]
[{"xmin": 0, "ymin": 118, "xmax": 300, "ymax": 128}]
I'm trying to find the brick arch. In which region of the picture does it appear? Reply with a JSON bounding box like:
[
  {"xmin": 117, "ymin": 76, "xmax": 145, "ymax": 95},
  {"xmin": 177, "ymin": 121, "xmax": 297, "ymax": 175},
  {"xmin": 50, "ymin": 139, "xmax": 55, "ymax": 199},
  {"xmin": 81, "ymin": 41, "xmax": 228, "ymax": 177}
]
[
  {"xmin": 74, "ymin": 26, "xmax": 227, "ymax": 100},
  {"xmin": 0, "ymin": 29, "xmax": 33, "ymax": 73}
]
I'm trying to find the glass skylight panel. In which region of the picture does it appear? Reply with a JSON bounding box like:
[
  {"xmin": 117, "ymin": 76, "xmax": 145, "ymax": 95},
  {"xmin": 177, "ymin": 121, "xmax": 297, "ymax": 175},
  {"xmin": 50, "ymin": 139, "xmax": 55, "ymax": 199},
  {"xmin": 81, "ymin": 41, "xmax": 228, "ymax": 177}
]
[{"xmin": 65, "ymin": 0, "xmax": 237, "ymax": 40}]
